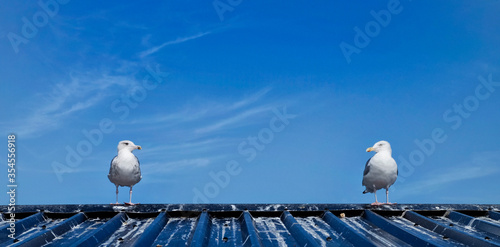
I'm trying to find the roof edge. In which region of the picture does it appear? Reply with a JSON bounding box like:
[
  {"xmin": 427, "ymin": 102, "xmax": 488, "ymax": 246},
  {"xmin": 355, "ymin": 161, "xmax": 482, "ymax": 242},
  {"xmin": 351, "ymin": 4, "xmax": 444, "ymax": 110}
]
[{"xmin": 2, "ymin": 203, "xmax": 500, "ymax": 213}]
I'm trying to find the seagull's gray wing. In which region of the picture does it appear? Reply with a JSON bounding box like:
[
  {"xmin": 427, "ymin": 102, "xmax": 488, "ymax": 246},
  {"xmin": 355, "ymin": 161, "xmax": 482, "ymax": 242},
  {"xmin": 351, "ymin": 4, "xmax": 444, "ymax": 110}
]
[
  {"xmin": 108, "ymin": 156, "xmax": 118, "ymax": 179},
  {"xmin": 362, "ymin": 158, "xmax": 373, "ymax": 193},
  {"xmin": 134, "ymin": 156, "xmax": 142, "ymax": 179},
  {"xmin": 363, "ymin": 158, "xmax": 371, "ymax": 176}
]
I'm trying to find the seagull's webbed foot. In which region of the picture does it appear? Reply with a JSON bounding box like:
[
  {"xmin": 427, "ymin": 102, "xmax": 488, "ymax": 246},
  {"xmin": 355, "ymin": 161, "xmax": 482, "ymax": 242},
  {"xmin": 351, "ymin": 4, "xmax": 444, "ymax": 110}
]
[
  {"xmin": 110, "ymin": 202, "xmax": 121, "ymax": 205},
  {"xmin": 383, "ymin": 202, "xmax": 397, "ymax": 205},
  {"xmin": 370, "ymin": 202, "xmax": 384, "ymax": 206},
  {"xmin": 124, "ymin": 202, "xmax": 140, "ymax": 206}
]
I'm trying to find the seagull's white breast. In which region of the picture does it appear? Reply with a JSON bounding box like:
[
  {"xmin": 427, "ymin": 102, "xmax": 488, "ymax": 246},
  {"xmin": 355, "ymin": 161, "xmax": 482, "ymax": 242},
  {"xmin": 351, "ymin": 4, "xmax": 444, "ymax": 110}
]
[
  {"xmin": 108, "ymin": 151, "xmax": 142, "ymax": 187},
  {"xmin": 362, "ymin": 152, "xmax": 398, "ymax": 191}
]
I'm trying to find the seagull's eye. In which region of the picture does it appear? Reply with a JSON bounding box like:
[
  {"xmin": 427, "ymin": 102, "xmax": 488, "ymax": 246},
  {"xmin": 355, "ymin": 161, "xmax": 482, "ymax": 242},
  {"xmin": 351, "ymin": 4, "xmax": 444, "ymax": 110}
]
[
  {"xmin": 378, "ymin": 143, "xmax": 383, "ymax": 146},
  {"xmin": 124, "ymin": 143, "xmax": 129, "ymax": 145}
]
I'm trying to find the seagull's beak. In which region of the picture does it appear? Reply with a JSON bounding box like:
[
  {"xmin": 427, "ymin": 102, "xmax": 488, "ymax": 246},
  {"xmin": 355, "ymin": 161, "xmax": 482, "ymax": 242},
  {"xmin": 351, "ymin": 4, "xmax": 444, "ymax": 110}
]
[
  {"xmin": 137, "ymin": 146, "xmax": 142, "ymax": 150},
  {"xmin": 366, "ymin": 147, "xmax": 374, "ymax": 152}
]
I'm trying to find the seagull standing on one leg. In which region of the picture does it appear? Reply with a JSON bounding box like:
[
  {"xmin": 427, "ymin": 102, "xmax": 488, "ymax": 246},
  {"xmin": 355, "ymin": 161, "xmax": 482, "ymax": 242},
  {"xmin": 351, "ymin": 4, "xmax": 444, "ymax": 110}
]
[
  {"xmin": 108, "ymin": 140, "xmax": 142, "ymax": 205},
  {"xmin": 362, "ymin": 140, "xmax": 398, "ymax": 206}
]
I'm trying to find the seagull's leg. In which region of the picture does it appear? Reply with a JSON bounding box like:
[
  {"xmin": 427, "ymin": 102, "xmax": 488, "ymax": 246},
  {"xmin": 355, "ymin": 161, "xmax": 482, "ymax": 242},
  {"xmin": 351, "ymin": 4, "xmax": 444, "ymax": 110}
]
[
  {"xmin": 111, "ymin": 185, "xmax": 120, "ymax": 205},
  {"xmin": 125, "ymin": 186, "xmax": 135, "ymax": 206},
  {"xmin": 129, "ymin": 186, "xmax": 133, "ymax": 204},
  {"xmin": 384, "ymin": 189, "xmax": 396, "ymax": 205},
  {"xmin": 371, "ymin": 191, "xmax": 383, "ymax": 206}
]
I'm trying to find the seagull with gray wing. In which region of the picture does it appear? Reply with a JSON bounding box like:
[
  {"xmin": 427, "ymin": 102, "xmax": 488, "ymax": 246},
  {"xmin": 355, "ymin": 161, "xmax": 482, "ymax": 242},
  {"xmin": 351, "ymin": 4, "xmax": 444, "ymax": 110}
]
[
  {"xmin": 362, "ymin": 140, "xmax": 398, "ymax": 205},
  {"xmin": 108, "ymin": 140, "xmax": 142, "ymax": 205}
]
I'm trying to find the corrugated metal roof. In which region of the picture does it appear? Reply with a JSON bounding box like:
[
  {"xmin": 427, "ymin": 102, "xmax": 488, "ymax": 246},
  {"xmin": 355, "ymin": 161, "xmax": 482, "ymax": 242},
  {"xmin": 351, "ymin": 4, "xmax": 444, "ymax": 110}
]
[{"xmin": 1, "ymin": 204, "xmax": 500, "ymax": 246}]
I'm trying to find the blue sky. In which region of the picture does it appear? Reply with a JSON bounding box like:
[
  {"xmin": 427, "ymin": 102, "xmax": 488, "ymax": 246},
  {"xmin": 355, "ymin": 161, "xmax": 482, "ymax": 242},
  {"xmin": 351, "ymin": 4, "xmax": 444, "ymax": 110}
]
[{"xmin": 1, "ymin": 0, "xmax": 500, "ymax": 205}]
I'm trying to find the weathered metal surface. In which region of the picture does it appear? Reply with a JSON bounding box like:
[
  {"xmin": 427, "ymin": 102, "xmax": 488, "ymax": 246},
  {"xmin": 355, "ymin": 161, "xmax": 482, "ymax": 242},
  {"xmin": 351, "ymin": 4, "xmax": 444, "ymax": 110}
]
[{"xmin": 1, "ymin": 204, "xmax": 500, "ymax": 246}]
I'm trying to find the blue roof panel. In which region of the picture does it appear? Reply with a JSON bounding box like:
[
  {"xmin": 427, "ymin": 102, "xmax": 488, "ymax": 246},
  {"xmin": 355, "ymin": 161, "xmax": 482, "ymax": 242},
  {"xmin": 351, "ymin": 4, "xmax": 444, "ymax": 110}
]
[{"xmin": 1, "ymin": 204, "xmax": 500, "ymax": 246}]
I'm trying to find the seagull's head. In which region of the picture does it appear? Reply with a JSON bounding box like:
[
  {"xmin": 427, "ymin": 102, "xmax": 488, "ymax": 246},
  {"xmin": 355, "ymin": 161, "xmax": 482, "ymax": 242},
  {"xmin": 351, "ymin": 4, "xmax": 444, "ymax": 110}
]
[
  {"xmin": 117, "ymin": 140, "xmax": 142, "ymax": 153},
  {"xmin": 366, "ymin": 140, "xmax": 391, "ymax": 153}
]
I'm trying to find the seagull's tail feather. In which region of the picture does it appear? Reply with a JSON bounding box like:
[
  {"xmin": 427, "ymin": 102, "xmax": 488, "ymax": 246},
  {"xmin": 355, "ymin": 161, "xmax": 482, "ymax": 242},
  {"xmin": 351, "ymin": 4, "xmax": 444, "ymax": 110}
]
[{"xmin": 362, "ymin": 188, "xmax": 373, "ymax": 194}]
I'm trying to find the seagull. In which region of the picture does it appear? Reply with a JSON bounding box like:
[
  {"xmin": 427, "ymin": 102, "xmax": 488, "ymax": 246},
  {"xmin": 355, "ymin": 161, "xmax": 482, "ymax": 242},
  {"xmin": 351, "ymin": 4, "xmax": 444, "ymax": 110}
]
[
  {"xmin": 362, "ymin": 140, "xmax": 398, "ymax": 206},
  {"xmin": 108, "ymin": 140, "xmax": 142, "ymax": 205}
]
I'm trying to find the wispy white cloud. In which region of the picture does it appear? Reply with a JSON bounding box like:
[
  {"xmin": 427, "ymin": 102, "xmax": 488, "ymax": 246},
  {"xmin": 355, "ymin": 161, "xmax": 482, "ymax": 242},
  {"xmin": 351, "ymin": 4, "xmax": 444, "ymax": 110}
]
[
  {"xmin": 141, "ymin": 158, "xmax": 211, "ymax": 175},
  {"xmin": 129, "ymin": 106, "xmax": 210, "ymax": 125},
  {"xmin": 195, "ymin": 106, "xmax": 273, "ymax": 134},
  {"xmin": 8, "ymin": 73, "xmax": 138, "ymax": 137},
  {"xmin": 407, "ymin": 166, "xmax": 497, "ymax": 193},
  {"xmin": 398, "ymin": 150, "xmax": 500, "ymax": 195},
  {"xmin": 130, "ymin": 87, "xmax": 273, "ymax": 131},
  {"xmin": 139, "ymin": 31, "xmax": 211, "ymax": 58},
  {"xmin": 139, "ymin": 139, "xmax": 237, "ymax": 160},
  {"xmin": 192, "ymin": 87, "xmax": 274, "ymax": 134},
  {"xmin": 230, "ymin": 87, "xmax": 272, "ymax": 110}
]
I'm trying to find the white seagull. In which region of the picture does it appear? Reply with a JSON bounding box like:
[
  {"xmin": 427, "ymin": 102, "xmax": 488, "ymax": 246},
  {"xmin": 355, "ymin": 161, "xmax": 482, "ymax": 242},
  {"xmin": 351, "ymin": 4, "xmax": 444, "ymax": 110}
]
[
  {"xmin": 108, "ymin": 140, "xmax": 142, "ymax": 205},
  {"xmin": 362, "ymin": 140, "xmax": 398, "ymax": 205}
]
